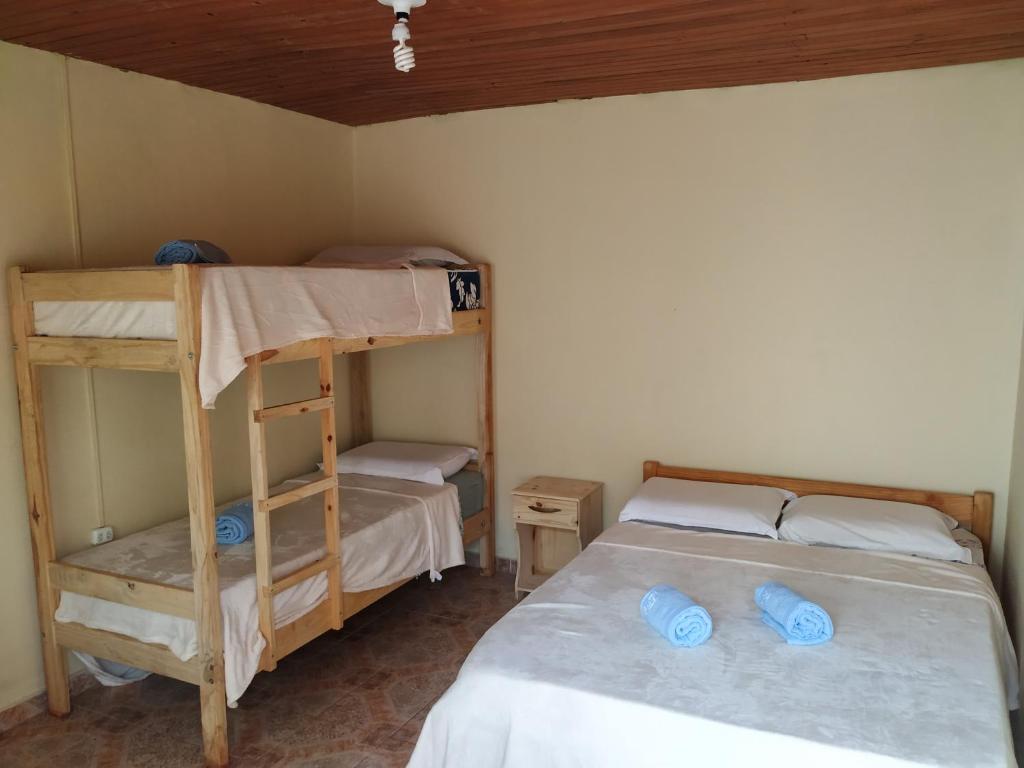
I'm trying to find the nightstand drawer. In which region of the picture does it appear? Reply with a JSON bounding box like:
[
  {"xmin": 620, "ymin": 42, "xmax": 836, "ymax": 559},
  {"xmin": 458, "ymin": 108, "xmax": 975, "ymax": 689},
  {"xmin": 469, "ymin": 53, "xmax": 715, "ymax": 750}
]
[{"xmin": 513, "ymin": 496, "xmax": 579, "ymax": 529}]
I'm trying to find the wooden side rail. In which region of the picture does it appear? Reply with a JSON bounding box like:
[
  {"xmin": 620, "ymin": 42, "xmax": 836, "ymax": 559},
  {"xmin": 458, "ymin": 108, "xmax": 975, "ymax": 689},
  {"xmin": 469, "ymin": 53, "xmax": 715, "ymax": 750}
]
[
  {"xmin": 260, "ymin": 309, "xmax": 489, "ymax": 365},
  {"xmin": 272, "ymin": 601, "xmax": 336, "ymax": 661},
  {"xmin": 54, "ymin": 622, "xmax": 202, "ymax": 685},
  {"xmin": 21, "ymin": 267, "xmax": 175, "ymax": 301},
  {"xmin": 342, "ymin": 580, "xmax": 411, "ymax": 620},
  {"xmin": 462, "ymin": 508, "xmax": 492, "ymax": 546},
  {"xmin": 27, "ymin": 337, "xmax": 179, "ymax": 371},
  {"xmin": 49, "ymin": 563, "xmax": 195, "ymax": 619}
]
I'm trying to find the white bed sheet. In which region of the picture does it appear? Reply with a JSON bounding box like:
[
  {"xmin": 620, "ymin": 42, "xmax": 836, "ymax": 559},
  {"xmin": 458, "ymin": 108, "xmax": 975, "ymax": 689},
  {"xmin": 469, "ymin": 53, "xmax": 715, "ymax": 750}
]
[
  {"xmin": 410, "ymin": 522, "xmax": 1017, "ymax": 768},
  {"xmin": 55, "ymin": 472, "xmax": 465, "ymax": 703},
  {"xmin": 33, "ymin": 265, "xmax": 454, "ymax": 408},
  {"xmin": 34, "ymin": 300, "xmax": 177, "ymax": 340}
]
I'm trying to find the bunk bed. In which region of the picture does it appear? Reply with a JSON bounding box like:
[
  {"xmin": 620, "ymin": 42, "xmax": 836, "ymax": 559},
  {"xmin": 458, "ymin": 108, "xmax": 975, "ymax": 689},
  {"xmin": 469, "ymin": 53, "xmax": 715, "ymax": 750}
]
[{"xmin": 7, "ymin": 262, "xmax": 495, "ymax": 767}]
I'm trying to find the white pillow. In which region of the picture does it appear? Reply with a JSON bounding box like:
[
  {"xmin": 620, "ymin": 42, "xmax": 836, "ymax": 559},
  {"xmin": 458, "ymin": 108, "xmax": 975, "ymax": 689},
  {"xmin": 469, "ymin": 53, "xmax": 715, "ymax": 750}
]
[
  {"xmin": 334, "ymin": 441, "xmax": 476, "ymax": 485},
  {"xmin": 778, "ymin": 495, "xmax": 971, "ymax": 563},
  {"xmin": 307, "ymin": 245, "xmax": 467, "ymax": 268},
  {"xmin": 618, "ymin": 477, "xmax": 796, "ymax": 539}
]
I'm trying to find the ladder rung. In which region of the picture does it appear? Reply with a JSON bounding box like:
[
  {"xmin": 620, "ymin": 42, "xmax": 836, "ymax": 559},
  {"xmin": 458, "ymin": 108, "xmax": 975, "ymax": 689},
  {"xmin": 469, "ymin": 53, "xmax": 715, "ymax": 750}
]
[
  {"xmin": 261, "ymin": 475, "xmax": 337, "ymax": 513},
  {"xmin": 254, "ymin": 396, "xmax": 334, "ymax": 423},
  {"xmin": 269, "ymin": 556, "xmax": 339, "ymax": 596}
]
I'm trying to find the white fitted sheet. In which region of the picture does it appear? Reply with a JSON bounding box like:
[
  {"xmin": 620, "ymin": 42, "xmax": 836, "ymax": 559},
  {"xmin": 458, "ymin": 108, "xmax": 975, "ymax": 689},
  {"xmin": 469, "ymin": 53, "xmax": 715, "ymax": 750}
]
[
  {"xmin": 410, "ymin": 522, "xmax": 1017, "ymax": 768},
  {"xmin": 33, "ymin": 265, "xmax": 454, "ymax": 408},
  {"xmin": 34, "ymin": 300, "xmax": 177, "ymax": 340},
  {"xmin": 55, "ymin": 472, "xmax": 465, "ymax": 703}
]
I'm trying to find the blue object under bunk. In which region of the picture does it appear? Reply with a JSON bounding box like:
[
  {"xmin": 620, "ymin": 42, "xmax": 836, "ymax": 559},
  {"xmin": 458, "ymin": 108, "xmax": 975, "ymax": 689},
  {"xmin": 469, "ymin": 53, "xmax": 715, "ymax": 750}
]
[
  {"xmin": 154, "ymin": 239, "xmax": 231, "ymax": 265},
  {"xmin": 755, "ymin": 581, "xmax": 833, "ymax": 645},
  {"xmin": 640, "ymin": 584, "xmax": 713, "ymax": 648},
  {"xmin": 215, "ymin": 501, "xmax": 254, "ymax": 545}
]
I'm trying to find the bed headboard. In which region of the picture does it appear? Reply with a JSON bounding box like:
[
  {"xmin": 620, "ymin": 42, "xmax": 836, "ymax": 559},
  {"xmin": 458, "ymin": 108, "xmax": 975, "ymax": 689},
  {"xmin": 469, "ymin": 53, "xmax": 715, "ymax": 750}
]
[{"xmin": 642, "ymin": 460, "xmax": 993, "ymax": 558}]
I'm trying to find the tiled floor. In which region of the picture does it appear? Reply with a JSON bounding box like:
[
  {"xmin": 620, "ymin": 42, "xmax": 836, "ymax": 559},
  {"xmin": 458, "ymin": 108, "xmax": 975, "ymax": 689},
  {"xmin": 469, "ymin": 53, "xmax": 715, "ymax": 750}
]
[{"xmin": 0, "ymin": 567, "xmax": 517, "ymax": 768}]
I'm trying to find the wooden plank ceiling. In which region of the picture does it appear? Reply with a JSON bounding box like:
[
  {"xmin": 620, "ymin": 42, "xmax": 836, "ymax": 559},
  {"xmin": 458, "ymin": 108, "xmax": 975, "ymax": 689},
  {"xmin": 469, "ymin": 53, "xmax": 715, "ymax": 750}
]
[{"xmin": 3, "ymin": 1, "xmax": 1024, "ymax": 125}]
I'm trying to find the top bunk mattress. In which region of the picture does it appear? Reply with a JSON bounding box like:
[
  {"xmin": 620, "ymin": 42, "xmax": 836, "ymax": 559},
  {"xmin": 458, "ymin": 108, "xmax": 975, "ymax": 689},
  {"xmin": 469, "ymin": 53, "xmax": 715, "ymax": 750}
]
[
  {"xmin": 32, "ymin": 267, "xmax": 481, "ymax": 341},
  {"xmin": 32, "ymin": 265, "xmax": 483, "ymax": 408}
]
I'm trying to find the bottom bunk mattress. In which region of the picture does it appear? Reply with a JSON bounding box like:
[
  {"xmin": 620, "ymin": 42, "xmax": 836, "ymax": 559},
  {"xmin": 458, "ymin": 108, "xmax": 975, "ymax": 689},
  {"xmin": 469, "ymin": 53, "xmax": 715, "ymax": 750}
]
[
  {"xmin": 448, "ymin": 468, "xmax": 484, "ymax": 520},
  {"xmin": 55, "ymin": 472, "xmax": 465, "ymax": 703},
  {"xmin": 410, "ymin": 521, "xmax": 1018, "ymax": 768}
]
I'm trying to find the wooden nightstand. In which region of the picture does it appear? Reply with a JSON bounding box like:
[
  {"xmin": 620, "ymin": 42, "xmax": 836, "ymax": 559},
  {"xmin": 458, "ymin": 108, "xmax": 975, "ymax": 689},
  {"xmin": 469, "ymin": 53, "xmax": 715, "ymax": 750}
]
[{"xmin": 512, "ymin": 476, "xmax": 603, "ymax": 597}]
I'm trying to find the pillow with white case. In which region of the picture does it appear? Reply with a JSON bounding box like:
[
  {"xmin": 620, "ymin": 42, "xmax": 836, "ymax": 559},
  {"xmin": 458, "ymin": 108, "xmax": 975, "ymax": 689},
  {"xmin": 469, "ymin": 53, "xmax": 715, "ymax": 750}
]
[
  {"xmin": 619, "ymin": 477, "xmax": 795, "ymax": 539},
  {"xmin": 333, "ymin": 441, "xmax": 477, "ymax": 485},
  {"xmin": 778, "ymin": 495, "xmax": 971, "ymax": 563}
]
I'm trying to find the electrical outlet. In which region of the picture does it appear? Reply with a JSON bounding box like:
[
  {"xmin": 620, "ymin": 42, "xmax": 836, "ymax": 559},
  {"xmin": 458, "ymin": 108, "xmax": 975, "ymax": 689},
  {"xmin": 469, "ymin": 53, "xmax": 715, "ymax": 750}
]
[{"xmin": 90, "ymin": 526, "xmax": 114, "ymax": 545}]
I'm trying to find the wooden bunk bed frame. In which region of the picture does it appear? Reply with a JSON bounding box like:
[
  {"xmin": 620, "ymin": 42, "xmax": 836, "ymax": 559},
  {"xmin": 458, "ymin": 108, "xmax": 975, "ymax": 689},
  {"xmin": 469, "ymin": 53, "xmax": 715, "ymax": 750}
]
[{"xmin": 7, "ymin": 262, "xmax": 496, "ymax": 766}]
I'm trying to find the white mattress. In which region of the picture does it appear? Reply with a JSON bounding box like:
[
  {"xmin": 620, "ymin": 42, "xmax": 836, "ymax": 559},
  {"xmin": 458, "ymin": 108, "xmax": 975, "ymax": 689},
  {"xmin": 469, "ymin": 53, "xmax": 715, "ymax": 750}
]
[
  {"xmin": 35, "ymin": 300, "xmax": 177, "ymax": 340},
  {"xmin": 33, "ymin": 265, "xmax": 454, "ymax": 408},
  {"xmin": 410, "ymin": 522, "xmax": 1017, "ymax": 768},
  {"xmin": 55, "ymin": 472, "xmax": 465, "ymax": 703}
]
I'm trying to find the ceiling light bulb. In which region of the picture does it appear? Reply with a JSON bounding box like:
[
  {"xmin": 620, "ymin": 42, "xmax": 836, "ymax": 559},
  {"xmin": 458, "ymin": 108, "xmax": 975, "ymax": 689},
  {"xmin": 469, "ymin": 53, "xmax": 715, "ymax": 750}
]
[{"xmin": 379, "ymin": 0, "xmax": 427, "ymax": 73}]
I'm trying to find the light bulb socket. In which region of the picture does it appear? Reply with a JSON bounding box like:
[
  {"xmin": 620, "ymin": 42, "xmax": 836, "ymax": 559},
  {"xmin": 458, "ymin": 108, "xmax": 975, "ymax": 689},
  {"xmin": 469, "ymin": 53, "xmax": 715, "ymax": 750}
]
[{"xmin": 395, "ymin": 11, "xmax": 410, "ymax": 21}]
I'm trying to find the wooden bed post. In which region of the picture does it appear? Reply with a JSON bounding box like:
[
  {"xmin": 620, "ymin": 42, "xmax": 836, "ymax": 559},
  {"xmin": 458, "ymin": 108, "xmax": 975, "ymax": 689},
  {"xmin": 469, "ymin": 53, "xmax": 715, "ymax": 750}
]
[
  {"xmin": 173, "ymin": 265, "xmax": 228, "ymax": 768},
  {"xmin": 478, "ymin": 265, "xmax": 496, "ymax": 576},
  {"xmin": 320, "ymin": 339, "xmax": 343, "ymax": 629},
  {"xmin": 349, "ymin": 351, "xmax": 372, "ymax": 446},
  {"xmin": 7, "ymin": 266, "xmax": 71, "ymax": 717}
]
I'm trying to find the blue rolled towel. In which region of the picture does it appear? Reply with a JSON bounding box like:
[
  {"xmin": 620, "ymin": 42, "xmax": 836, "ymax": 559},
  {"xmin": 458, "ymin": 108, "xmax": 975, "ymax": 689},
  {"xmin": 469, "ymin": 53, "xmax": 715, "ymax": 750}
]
[
  {"xmin": 640, "ymin": 584, "xmax": 713, "ymax": 647},
  {"xmin": 154, "ymin": 239, "xmax": 231, "ymax": 265},
  {"xmin": 215, "ymin": 501, "xmax": 254, "ymax": 545},
  {"xmin": 755, "ymin": 581, "xmax": 833, "ymax": 645}
]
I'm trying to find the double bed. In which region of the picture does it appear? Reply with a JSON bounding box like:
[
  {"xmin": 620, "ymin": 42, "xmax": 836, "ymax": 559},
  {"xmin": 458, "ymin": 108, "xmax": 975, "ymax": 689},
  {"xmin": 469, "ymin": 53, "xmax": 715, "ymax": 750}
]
[{"xmin": 410, "ymin": 462, "xmax": 1018, "ymax": 768}]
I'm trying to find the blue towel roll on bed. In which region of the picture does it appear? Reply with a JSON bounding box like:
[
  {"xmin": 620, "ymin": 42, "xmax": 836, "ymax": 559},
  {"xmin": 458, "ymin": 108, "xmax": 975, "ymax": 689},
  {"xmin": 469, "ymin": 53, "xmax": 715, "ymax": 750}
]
[
  {"xmin": 154, "ymin": 239, "xmax": 231, "ymax": 265},
  {"xmin": 640, "ymin": 584, "xmax": 713, "ymax": 647},
  {"xmin": 215, "ymin": 501, "xmax": 254, "ymax": 545},
  {"xmin": 755, "ymin": 581, "xmax": 833, "ymax": 645}
]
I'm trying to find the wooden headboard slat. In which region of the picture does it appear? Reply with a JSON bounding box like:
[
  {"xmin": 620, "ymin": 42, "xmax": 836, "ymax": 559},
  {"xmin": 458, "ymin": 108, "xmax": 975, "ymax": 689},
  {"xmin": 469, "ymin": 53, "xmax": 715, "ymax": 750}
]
[{"xmin": 642, "ymin": 460, "xmax": 992, "ymax": 559}]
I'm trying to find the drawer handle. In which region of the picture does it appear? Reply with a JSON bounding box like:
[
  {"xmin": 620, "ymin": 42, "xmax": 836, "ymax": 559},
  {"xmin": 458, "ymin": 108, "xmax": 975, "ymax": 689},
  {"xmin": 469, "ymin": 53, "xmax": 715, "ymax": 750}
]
[{"xmin": 528, "ymin": 503, "xmax": 561, "ymax": 514}]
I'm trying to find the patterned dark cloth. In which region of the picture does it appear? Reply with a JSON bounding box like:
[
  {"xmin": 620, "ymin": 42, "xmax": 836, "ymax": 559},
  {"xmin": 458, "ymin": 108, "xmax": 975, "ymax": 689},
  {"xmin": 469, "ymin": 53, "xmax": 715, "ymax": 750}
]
[{"xmin": 448, "ymin": 269, "xmax": 481, "ymax": 311}]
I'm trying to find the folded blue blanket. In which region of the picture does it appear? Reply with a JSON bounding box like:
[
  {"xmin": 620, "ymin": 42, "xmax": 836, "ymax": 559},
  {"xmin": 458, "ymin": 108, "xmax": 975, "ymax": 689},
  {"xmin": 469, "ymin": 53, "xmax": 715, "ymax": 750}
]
[
  {"xmin": 215, "ymin": 501, "xmax": 254, "ymax": 545},
  {"xmin": 755, "ymin": 581, "xmax": 833, "ymax": 645},
  {"xmin": 154, "ymin": 239, "xmax": 231, "ymax": 265},
  {"xmin": 641, "ymin": 584, "xmax": 713, "ymax": 647}
]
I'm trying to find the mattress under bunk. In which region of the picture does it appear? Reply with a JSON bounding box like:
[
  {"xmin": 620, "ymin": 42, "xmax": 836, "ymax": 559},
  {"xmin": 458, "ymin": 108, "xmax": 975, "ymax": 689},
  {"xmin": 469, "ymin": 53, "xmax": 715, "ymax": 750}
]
[
  {"xmin": 55, "ymin": 471, "xmax": 469, "ymax": 703},
  {"xmin": 448, "ymin": 468, "xmax": 484, "ymax": 520}
]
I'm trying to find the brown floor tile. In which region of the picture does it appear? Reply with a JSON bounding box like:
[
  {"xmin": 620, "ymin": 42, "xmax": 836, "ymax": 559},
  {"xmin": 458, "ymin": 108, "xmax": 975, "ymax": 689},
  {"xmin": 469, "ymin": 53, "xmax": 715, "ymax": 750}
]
[{"xmin": 0, "ymin": 567, "xmax": 515, "ymax": 767}]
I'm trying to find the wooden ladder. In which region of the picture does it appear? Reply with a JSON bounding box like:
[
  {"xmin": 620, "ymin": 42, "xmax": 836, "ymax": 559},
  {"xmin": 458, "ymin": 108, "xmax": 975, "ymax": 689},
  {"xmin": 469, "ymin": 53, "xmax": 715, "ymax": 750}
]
[{"xmin": 245, "ymin": 339, "xmax": 342, "ymax": 670}]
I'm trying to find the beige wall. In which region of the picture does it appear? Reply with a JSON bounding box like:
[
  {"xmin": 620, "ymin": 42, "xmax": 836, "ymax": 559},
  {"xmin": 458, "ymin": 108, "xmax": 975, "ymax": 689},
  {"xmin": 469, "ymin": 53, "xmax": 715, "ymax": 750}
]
[
  {"xmin": 0, "ymin": 42, "xmax": 354, "ymax": 711},
  {"xmin": 0, "ymin": 42, "xmax": 83, "ymax": 715},
  {"xmin": 354, "ymin": 60, "xmax": 1024, "ymax": 582}
]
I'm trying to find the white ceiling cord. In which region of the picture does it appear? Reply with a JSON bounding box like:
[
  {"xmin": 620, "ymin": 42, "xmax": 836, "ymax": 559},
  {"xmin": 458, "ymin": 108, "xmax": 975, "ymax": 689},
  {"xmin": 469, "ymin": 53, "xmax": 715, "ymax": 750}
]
[{"xmin": 378, "ymin": 0, "xmax": 426, "ymax": 73}]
